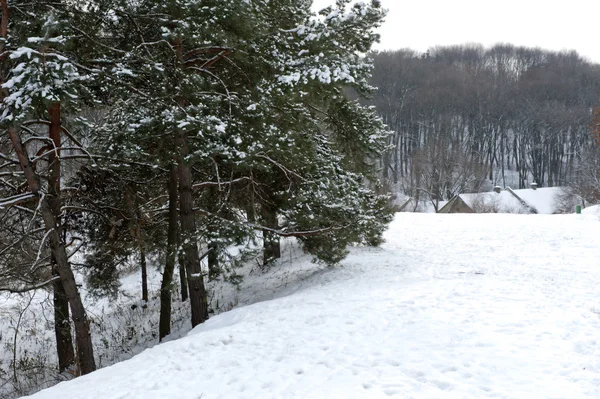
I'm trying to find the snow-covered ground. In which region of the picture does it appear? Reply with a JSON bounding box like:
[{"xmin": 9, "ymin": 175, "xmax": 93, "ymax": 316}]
[
  {"xmin": 582, "ymin": 204, "xmax": 600, "ymax": 216},
  {"xmin": 24, "ymin": 213, "xmax": 600, "ymax": 399},
  {"xmin": 0, "ymin": 239, "xmax": 319, "ymax": 398}
]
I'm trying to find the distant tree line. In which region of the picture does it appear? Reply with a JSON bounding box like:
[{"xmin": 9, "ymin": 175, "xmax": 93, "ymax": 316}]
[{"xmin": 369, "ymin": 44, "xmax": 600, "ymax": 209}]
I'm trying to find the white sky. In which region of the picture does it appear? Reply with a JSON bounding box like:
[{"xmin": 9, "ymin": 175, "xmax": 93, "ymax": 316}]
[{"xmin": 312, "ymin": 0, "xmax": 600, "ymax": 63}]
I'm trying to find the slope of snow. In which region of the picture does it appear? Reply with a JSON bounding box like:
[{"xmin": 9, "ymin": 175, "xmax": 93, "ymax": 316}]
[
  {"xmin": 25, "ymin": 213, "xmax": 600, "ymax": 399},
  {"xmin": 1, "ymin": 237, "xmax": 336, "ymax": 399}
]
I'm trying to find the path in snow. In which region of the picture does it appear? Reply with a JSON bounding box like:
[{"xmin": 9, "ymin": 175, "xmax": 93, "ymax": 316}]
[{"xmin": 25, "ymin": 213, "xmax": 600, "ymax": 399}]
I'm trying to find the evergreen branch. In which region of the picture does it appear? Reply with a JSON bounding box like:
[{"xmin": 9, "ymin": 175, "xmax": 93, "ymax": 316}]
[
  {"xmin": 59, "ymin": 154, "xmax": 167, "ymax": 171},
  {"xmin": 193, "ymin": 206, "xmax": 349, "ymax": 238},
  {"xmin": 21, "ymin": 120, "xmax": 96, "ymax": 163}
]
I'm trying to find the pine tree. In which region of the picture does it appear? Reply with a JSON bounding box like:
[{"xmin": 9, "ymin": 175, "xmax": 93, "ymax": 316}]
[
  {"xmin": 63, "ymin": 0, "xmax": 392, "ymax": 336},
  {"xmin": 0, "ymin": 0, "xmax": 96, "ymax": 374}
]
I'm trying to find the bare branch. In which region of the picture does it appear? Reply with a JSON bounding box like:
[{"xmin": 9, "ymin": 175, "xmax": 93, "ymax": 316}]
[
  {"xmin": 0, "ymin": 227, "xmax": 46, "ymax": 258},
  {"xmin": 0, "ymin": 276, "xmax": 60, "ymax": 294},
  {"xmin": 249, "ymin": 223, "xmax": 350, "ymax": 237},
  {"xmin": 192, "ymin": 176, "xmax": 251, "ymax": 190},
  {"xmin": 21, "ymin": 120, "xmax": 97, "ymax": 164},
  {"xmin": 0, "ymin": 192, "xmax": 36, "ymax": 209}
]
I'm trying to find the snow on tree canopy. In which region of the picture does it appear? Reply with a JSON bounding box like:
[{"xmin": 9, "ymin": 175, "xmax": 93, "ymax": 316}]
[{"xmin": 1, "ymin": 14, "xmax": 84, "ymax": 123}]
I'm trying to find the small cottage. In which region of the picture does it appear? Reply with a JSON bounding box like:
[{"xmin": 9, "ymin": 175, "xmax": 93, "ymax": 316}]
[
  {"xmin": 437, "ymin": 195, "xmax": 475, "ymax": 213},
  {"xmin": 438, "ymin": 186, "xmax": 562, "ymax": 214}
]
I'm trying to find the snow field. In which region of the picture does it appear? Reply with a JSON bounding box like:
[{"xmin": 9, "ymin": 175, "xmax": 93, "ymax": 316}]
[{"xmin": 25, "ymin": 213, "xmax": 600, "ymax": 399}]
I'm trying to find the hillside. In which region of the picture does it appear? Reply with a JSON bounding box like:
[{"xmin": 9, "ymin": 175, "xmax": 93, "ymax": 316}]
[{"xmin": 24, "ymin": 213, "xmax": 600, "ymax": 399}]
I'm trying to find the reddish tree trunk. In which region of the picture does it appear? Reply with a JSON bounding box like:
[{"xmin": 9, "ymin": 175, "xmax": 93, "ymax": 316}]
[{"xmin": 9, "ymin": 126, "xmax": 96, "ymax": 375}]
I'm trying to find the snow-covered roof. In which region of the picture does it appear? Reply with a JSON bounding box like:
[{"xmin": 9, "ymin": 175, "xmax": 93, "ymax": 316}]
[
  {"xmin": 390, "ymin": 193, "xmax": 410, "ymax": 207},
  {"xmin": 442, "ymin": 186, "xmax": 562, "ymax": 214},
  {"xmin": 457, "ymin": 190, "xmax": 527, "ymax": 213},
  {"xmin": 510, "ymin": 187, "xmax": 561, "ymax": 214}
]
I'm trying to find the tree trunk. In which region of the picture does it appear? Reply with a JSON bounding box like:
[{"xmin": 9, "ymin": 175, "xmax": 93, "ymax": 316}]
[
  {"xmin": 139, "ymin": 235, "xmax": 148, "ymax": 302},
  {"xmin": 53, "ymin": 264, "xmax": 75, "ymax": 372},
  {"xmin": 47, "ymin": 103, "xmax": 76, "ymax": 372},
  {"xmin": 9, "ymin": 125, "xmax": 96, "ymax": 375},
  {"xmin": 176, "ymin": 131, "xmax": 208, "ymax": 327},
  {"xmin": 207, "ymin": 242, "xmax": 219, "ymax": 280},
  {"xmin": 173, "ymin": 188, "xmax": 187, "ymax": 302},
  {"xmin": 262, "ymin": 203, "xmax": 280, "ymax": 266},
  {"xmin": 159, "ymin": 165, "xmax": 179, "ymax": 341},
  {"xmin": 136, "ymin": 224, "xmax": 148, "ymax": 302},
  {"xmin": 179, "ymin": 253, "xmax": 188, "ymax": 301},
  {"xmin": 125, "ymin": 190, "xmax": 148, "ymax": 303},
  {"xmin": 206, "ymin": 186, "xmax": 219, "ymax": 280}
]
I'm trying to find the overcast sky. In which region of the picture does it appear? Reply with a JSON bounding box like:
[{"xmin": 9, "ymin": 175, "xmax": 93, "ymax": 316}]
[{"xmin": 312, "ymin": 0, "xmax": 600, "ymax": 63}]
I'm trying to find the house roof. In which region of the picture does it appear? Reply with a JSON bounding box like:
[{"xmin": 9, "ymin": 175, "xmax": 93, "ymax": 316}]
[
  {"xmin": 438, "ymin": 186, "xmax": 562, "ymax": 214},
  {"xmin": 509, "ymin": 187, "xmax": 561, "ymax": 214},
  {"xmin": 458, "ymin": 190, "xmax": 527, "ymax": 213}
]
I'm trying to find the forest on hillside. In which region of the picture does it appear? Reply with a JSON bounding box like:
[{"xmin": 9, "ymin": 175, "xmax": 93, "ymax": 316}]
[{"xmin": 369, "ymin": 44, "xmax": 600, "ymax": 210}]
